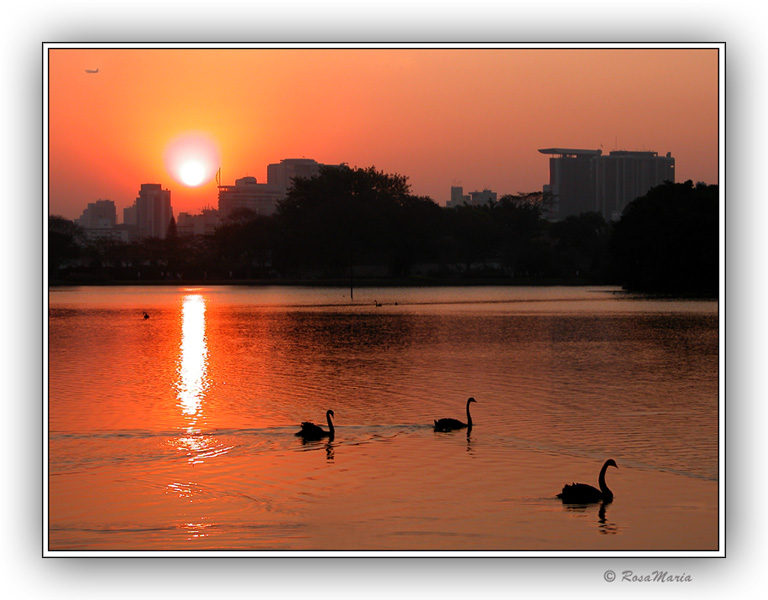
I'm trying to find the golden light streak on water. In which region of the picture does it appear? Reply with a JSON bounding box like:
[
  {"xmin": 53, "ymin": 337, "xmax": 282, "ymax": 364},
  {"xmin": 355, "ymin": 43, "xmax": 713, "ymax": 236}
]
[{"xmin": 175, "ymin": 294, "xmax": 209, "ymax": 420}]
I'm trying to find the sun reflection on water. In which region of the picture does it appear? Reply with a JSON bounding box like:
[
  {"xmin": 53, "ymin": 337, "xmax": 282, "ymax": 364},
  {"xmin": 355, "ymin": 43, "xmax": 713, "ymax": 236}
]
[
  {"xmin": 183, "ymin": 521, "xmax": 212, "ymax": 540},
  {"xmin": 172, "ymin": 293, "xmax": 234, "ymax": 465},
  {"xmin": 175, "ymin": 294, "xmax": 209, "ymax": 420}
]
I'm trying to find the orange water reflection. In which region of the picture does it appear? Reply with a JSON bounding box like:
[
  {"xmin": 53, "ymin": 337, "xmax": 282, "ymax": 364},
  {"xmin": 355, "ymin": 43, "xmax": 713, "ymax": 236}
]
[
  {"xmin": 47, "ymin": 288, "xmax": 719, "ymax": 551},
  {"xmin": 182, "ymin": 521, "xmax": 212, "ymax": 540},
  {"xmin": 171, "ymin": 293, "xmax": 234, "ymax": 465},
  {"xmin": 175, "ymin": 294, "xmax": 209, "ymax": 420}
]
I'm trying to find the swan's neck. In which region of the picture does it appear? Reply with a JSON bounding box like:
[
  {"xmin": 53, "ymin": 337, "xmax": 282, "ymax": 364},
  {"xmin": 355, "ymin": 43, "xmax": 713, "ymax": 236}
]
[
  {"xmin": 326, "ymin": 412, "xmax": 335, "ymax": 436},
  {"xmin": 598, "ymin": 463, "xmax": 612, "ymax": 498},
  {"xmin": 466, "ymin": 401, "xmax": 473, "ymax": 427}
]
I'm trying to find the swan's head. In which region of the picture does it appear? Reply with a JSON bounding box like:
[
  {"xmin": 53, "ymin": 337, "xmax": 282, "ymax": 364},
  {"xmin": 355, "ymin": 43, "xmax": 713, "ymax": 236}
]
[
  {"xmin": 327, "ymin": 410, "xmax": 335, "ymax": 418},
  {"xmin": 467, "ymin": 397, "xmax": 477, "ymax": 404},
  {"xmin": 605, "ymin": 458, "xmax": 618, "ymax": 469}
]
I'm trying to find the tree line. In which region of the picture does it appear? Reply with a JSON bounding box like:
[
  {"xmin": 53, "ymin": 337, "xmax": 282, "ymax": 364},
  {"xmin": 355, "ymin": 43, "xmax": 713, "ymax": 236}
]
[{"xmin": 48, "ymin": 165, "xmax": 719, "ymax": 296}]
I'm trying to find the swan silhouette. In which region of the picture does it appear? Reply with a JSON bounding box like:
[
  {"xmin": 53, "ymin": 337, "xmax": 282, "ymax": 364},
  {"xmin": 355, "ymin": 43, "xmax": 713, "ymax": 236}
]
[
  {"xmin": 558, "ymin": 459, "xmax": 619, "ymax": 503},
  {"xmin": 296, "ymin": 409, "xmax": 335, "ymax": 441},
  {"xmin": 434, "ymin": 397, "xmax": 477, "ymax": 432},
  {"xmin": 142, "ymin": 311, "xmax": 150, "ymax": 319}
]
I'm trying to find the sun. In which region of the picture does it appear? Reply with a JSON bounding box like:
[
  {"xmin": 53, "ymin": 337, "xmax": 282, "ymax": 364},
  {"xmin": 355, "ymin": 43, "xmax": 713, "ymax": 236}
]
[
  {"xmin": 164, "ymin": 132, "xmax": 221, "ymax": 188},
  {"xmin": 179, "ymin": 161, "xmax": 207, "ymax": 186}
]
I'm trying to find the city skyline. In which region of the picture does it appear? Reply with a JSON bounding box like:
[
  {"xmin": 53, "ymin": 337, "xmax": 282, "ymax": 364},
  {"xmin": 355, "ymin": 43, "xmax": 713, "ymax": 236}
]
[{"xmin": 46, "ymin": 45, "xmax": 720, "ymax": 220}]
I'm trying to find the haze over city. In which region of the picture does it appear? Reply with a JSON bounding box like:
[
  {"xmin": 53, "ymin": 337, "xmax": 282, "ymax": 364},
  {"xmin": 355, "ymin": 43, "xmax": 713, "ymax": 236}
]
[{"xmin": 47, "ymin": 46, "xmax": 719, "ymax": 221}]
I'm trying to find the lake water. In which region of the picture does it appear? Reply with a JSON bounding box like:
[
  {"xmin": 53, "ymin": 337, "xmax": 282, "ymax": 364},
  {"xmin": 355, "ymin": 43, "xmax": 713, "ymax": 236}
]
[{"xmin": 45, "ymin": 285, "xmax": 720, "ymax": 554}]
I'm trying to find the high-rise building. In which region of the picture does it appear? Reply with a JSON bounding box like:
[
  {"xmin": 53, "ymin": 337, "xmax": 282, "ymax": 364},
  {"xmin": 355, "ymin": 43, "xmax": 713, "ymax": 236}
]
[
  {"xmin": 177, "ymin": 208, "xmax": 221, "ymax": 236},
  {"xmin": 123, "ymin": 205, "xmax": 137, "ymax": 226},
  {"xmin": 447, "ymin": 186, "xmax": 471, "ymax": 208},
  {"xmin": 218, "ymin": 158, "xmax": 334, "ymax": 219},
  {"xmin": 539, "ymin": 148, "xmax": 675, "ymax": 221},
  {"xmin": 446, "ymin": 186, "xmax": 497, "ymax": 208},
  {"xmin": 72, "ymin": 199, "xmax": 134, "ymax": 242},
  {"xmin": 217, "ymin": 176, "xmax": 283, "ymax": 218},
  {"xmin": 469, "ymin": 189, "xmax": 497, "ymax": 206},
  {"xmin": 599, "ymin": 151, "xmax": 676, "ymax": 220},
  {"xmin": 266, "ymin": 158, "xmax": 326, "ymax": 191},
  {"xmin": 75, "ymin": 199, "xmax": 117, "ymax": 229},
  {"xmin": 133, "ymin": 183, "xmax": 173, "ymax": 238}
]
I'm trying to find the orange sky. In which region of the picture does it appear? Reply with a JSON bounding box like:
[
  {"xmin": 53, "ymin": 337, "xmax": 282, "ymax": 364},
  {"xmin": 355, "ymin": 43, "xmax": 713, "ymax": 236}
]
[{"xmin": 47, "ymin": 46, "xmax": 720, "ymax": 221}]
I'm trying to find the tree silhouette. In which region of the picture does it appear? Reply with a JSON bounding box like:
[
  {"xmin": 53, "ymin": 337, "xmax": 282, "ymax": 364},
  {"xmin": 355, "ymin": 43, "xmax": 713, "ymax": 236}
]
[
  {"xmin": 275, "ymin": 165, "xmax": 437, "ymax": 279},
  {"xmin": 384, "ymin": 194, "xmax": 443, "ymax": 277},
  {"xmin": 549, "ymin": 211, "xmax": 611, "ymax": 279},
  {"xmin": 52, "ymin": 172, "xmax": 720, "ymax": 289},
  {"xmin": 444, "ymin": 203, "xmax": 497, "ymax": 274},
  {"xmin": 494, "ymin": 194, "xmax": 548, "ymax": 277},
  {"xmin": 48, "ymin": 215, "xmax": 85, "ymax": 280},
  {"xmin": 165, "ymin": 216, "xmax": 179, "ymax": 276},
  {"xmin": 213, "ymin": 208, "xmax": 276, "ymax": 279},
  {"xmin": 610, "ymin": 181, "xmax": 719, "ymax": 295}
]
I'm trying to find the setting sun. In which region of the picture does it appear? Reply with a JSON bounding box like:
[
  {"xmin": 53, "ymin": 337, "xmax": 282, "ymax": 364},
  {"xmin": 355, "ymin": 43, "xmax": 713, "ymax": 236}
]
[
  {"xmin": 163, "ymin": 132, "xmax": 220, "ymax": 188},
  {"xmin": 179, "ymin": 161, "xmax": 207, "ymax": 187}
]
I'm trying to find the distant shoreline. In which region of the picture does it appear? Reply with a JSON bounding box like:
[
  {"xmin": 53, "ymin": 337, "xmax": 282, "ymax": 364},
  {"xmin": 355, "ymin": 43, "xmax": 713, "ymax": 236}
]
[
  {"xmin": 48, "ymin": 276, "xmax": 600, "ymax": 288},
  {"xmin": 46, "ymin": 277, "xmax": 717, "ymax": 299}
]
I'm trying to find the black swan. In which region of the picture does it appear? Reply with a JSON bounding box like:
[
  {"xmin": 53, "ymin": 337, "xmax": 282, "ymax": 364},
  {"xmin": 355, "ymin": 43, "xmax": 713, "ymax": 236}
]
[
  {"xmin": 434, "ymin": 397, "xmax": 477, "ymax": 432},
  {"xmin": 296, "ymin": 409, "xmax": 335, "ymax": 441},
  {"xmin": 558, "ymin": 459, "xmax": 619, "ymax": 503},
  {"xmin": 142, "ymin": 311, "xmax": 150, "ymax": 319}
]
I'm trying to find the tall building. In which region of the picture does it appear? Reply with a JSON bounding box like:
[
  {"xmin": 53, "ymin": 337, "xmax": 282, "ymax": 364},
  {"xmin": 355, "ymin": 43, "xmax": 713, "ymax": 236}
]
[
  {"xmin": 446, "ymin": 186, "xmax": 497, "ymax": 208},
  {"xmin": 123, "ymin": 205, "xmax": 137, "ymax": 226},
  {"xmin": 599, "ymin": 151, "xmax": 676, "ymax": 220},
  {"xmin": 73, "ymin": 199, "xmax": 128, "ymax": 242},
  {"xmin": 133, "ymin": 183, "xmax": 173, "ymax": 239},
  {"xmin": 72, "ymin": 199, "xmax": 133, "ymax": 242},
  {"xmin": 177, "ymin": 208, "xmax": 221, "ymax": 236},
  {"xmin": 218, "ymin": 158, "xmax": 334, "ymax": 219},
  {"xmin": 447, "ymin": 186, "xmax": 470, "ymax": 208},
  {"xmin": 217, "ymin": 176, "xmax": 283, "ymax": 218},
  {"xmin": 266, "ymin": 158, "xmax": 326, "ymax": 191},
  {"xmin": 75, "ymin": 199, "xmax": 117, "ymax": 229},
  {"xmin": 539, "ymin": 148, "xmax": 675, "ymax": 221},
  {"xmin": 469, "ymin": 189, "xmax": 497, "ymax": 206}
]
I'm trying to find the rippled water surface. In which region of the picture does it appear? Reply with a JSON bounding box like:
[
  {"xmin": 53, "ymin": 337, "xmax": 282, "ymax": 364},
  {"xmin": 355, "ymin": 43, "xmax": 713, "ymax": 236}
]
[{"xmin": 46, "ymin": 286, "xmax": 720, "ymax": 553}]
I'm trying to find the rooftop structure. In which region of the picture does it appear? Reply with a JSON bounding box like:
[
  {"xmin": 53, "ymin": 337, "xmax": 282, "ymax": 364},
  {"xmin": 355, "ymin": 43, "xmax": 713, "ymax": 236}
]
[
  {"xmin": 538, "ymin": 148, "xmax": 603, "ymax": 157},
  {"xmin": 539, "ymin": 147, "xmax": 675, "ymax": 221}
]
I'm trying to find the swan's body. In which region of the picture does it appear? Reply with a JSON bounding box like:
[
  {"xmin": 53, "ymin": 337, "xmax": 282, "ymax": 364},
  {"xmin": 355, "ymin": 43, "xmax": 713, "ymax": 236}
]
[
  {"xmin": 558, "ymin": 459, "xmax": 618, "ymax": 503},
  {"xmin": 296, "ymin": 409, "xmax": 335, "ymax": 441},
  {"xmin": 434, "ymin": 397, "xmax": 476, "ymax": 432}
]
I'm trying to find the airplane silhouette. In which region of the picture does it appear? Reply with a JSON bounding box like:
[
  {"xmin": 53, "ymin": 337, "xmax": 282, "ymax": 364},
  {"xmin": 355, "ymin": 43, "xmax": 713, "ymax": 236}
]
[{"xmin": 85, "ymin": 68, "xmax": 99, "ymax": 74}]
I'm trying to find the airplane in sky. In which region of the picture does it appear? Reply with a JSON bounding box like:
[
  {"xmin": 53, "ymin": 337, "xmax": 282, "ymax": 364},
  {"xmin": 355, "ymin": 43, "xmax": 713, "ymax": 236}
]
[{"xmin": 85, "ymin": 68, "xmax": 99, "ymax": 74}]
